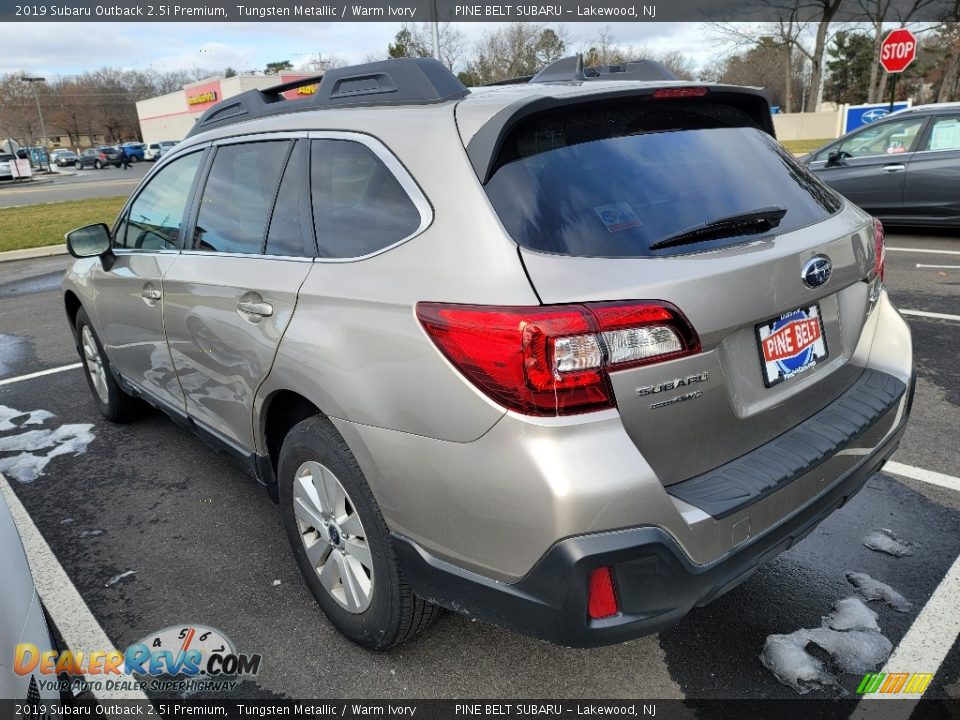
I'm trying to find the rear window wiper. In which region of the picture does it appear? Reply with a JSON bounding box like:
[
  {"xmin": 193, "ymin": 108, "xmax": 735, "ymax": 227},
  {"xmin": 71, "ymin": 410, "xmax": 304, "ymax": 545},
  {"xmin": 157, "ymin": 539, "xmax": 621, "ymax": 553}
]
[{"xmin": 648, "ymin": 206, "xmax": 788, "ymax": 251}]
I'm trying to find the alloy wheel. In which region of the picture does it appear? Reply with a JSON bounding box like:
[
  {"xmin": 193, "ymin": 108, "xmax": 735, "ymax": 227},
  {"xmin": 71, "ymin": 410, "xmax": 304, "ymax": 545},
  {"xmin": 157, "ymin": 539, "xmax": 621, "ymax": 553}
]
[
  {"xmin": 293, "ymin": 460, "xmax": 373, "ymax": 613},
  {"xmin": 80, "ymin": 325, "xmax": 109, "ymax": 404}
]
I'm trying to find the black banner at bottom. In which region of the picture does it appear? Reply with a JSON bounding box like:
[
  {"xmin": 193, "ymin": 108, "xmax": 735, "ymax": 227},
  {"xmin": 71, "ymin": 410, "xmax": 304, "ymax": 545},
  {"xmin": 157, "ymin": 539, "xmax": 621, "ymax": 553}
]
[{"xmin": 2, "ymin": 699, "xmax": 959, "ymax": 720}]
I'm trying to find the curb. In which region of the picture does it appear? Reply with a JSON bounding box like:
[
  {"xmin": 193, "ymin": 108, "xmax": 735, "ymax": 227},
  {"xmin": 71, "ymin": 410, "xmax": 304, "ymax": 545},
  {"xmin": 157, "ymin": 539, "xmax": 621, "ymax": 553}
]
[
  {"xmin": 0, "ymin": 178, "xmax": 58, "ymax": 188},
  {"xmin": 0, "ymin": 245, "xmax": 67, "ymax": 263}
]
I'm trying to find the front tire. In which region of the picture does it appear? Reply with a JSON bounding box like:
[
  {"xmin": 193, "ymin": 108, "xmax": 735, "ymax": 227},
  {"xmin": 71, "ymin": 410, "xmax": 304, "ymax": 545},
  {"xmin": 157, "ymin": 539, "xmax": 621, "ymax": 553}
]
[
  {"xmin": 74, "ymin": 308, "xmax": 141, "ymax": 423},
  {"xmin": 94, "ymin": 160, "xmax": 102, "ymax": 169},
  {"xmin": 278, "ymin": 414, "xmax": 441, "ymax": 649}
]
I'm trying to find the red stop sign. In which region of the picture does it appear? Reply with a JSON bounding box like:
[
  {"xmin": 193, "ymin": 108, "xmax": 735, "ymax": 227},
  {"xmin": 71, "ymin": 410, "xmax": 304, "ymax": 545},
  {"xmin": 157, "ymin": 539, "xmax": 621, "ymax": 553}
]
[{"xmin": 880, "ymin": 28, "xmax": 917, "ymax": 73}]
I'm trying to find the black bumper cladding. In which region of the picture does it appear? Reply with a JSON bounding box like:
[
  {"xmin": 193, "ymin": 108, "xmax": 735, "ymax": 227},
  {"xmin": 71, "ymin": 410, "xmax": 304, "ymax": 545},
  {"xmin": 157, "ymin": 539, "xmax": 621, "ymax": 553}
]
[
  {"xmin": 668, "ymin": 369, "xmax": 906, "ymax": 518},
  {"xmin": 393, "ymin": 369, "xmax": 914, "ymax": 647}
]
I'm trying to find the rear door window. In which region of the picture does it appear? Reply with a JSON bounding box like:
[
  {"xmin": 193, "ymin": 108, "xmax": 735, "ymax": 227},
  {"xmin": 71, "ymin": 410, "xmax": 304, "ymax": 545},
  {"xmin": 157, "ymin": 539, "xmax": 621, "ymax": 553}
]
[
  {"xmin": 923, "ymin": 116, "xmax": 960, "ymax": 151},
  {"xmin": 193, "ymin": 140, "xmax": 290, "ymax": 254},
  {"xmin": 484, "ymin": 100, "xmax": 842, "ymax": 258},
  {"xmin": 265, "ymin": 140, "xmax": 311, "ymax": 257},
  {"xmin": 310, "ymin": 139, "xmax": 422, "ymax": 259}
]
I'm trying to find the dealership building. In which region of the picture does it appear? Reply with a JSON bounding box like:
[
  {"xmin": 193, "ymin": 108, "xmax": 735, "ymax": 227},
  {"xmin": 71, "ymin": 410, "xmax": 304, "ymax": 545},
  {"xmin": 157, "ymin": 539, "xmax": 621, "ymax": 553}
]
[{"xmin": 136, "ymin": 72, "xmax": 320, "ymax": 144}]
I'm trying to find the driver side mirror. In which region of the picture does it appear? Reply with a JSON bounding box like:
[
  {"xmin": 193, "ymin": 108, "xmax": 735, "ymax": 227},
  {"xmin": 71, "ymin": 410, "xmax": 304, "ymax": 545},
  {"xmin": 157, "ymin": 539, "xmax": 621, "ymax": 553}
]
[
  {"xmin": 66, "ymin": 223, "xmax": 115, "ymax": 270},
  {"xmin": 826, "ymin": 149, "xmax": 846, "ymax": 167}
]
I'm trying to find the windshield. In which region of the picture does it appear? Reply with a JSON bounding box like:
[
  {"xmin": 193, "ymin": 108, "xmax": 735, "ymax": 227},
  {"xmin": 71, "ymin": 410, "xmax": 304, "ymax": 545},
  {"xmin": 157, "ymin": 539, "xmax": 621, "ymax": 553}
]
[{"xmin": 484, "ymin": 103, "xmax": 842, "ymax": 258}]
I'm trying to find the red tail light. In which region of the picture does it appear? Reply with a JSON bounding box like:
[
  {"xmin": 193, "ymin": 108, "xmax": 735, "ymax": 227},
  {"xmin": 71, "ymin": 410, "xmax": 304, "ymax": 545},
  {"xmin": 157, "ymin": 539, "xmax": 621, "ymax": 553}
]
[
  {"xmin": 873, "ymin": 218, "xmax": 885, "ymax": 282},
  {"xmin": 587, "ymin": 567, "xmax": 619, "ymax": 620},
  {"xmin": 652, "ymin": 87, "xmax": 708, "ymax": 99},
  {"xmin": 416, "ymin": 300, "xmax": 700, "ymax": 416}
]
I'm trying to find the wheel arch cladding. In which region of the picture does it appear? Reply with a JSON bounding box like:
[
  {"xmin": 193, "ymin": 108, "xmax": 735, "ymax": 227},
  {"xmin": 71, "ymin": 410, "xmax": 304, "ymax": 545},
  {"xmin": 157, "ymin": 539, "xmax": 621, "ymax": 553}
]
[{"xmin": 262, "ymin": 389, "xmax": 323, "ymax": 475}]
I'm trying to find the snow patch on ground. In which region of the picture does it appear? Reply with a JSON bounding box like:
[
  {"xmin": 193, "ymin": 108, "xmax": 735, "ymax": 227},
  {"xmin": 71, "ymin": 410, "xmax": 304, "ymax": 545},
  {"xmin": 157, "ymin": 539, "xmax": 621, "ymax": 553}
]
[
  {"xmin": 846, "ymin": 571, "xmax": 913, "ymax": 612},
  {"xmin": 760, "ymin": 632, "xmax": 837, "ymax": 694},
  {"xmin": 105, "ymin": 570, "xmax": 136, "ymax": 587},
  {"xmin": 864, "ymin": 528, "xmax": 913, "ymax": 557},
  {"xmin": 823, "ymin": 597, "xmax": 880, "ymax": 632},
  {"xmin": 0, "ymin": 404, "xmax": 95, "ymax": 483},
  {"xmin": 761, "ymin": 594, "xmax": 894, "ymax": 694}
]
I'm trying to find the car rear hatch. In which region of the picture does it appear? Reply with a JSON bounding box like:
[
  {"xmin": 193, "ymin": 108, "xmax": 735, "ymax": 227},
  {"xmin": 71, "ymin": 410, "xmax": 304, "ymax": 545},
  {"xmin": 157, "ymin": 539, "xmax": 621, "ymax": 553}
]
[{"xmin": 462, "ymin": 85, "xmax": 881, "ymax": 486}]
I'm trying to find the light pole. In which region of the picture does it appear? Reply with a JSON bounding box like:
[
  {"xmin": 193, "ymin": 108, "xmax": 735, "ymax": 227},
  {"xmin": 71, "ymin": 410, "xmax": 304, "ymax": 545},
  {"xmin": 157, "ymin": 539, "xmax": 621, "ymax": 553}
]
[
  {"xmin": 430, "ymin": 0, "xmax": 441, "ymax": 62},
  {"xmin": 21, "ymin": 76, "xmax": 49, "ymax": 169}
]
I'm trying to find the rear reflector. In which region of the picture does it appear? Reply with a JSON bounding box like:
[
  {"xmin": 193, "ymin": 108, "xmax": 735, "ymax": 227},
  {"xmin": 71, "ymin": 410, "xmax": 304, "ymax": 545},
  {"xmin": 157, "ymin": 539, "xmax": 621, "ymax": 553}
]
[
  {"xmin": 587, "ymin": 567, "xmax": 619, "ymax": 620},
  {"xmin": 416, "ymin": 300, "xmax": 699, "ymax": 416}
]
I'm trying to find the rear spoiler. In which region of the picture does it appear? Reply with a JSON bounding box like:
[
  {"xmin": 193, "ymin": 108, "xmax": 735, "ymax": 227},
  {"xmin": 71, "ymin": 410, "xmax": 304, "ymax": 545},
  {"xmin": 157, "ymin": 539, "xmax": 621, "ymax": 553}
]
[{"xmin": 467, "ymin": 69, "xmax": 775, "ymax": 184}]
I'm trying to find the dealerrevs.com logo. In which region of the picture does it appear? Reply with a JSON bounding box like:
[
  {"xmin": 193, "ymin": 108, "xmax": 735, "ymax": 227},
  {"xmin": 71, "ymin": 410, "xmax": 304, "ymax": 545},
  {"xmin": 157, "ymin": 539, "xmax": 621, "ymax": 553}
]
[{"xmin": 14, "ymin": 624, "xmax": 262, "ymax": 694}]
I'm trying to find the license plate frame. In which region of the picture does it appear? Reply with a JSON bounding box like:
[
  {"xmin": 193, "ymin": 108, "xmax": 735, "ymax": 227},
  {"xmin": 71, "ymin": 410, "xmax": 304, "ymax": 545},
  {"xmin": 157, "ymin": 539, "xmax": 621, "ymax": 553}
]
[{"xmin": 755, "ymin": 304, "xmax": 828, "ymax": 388}]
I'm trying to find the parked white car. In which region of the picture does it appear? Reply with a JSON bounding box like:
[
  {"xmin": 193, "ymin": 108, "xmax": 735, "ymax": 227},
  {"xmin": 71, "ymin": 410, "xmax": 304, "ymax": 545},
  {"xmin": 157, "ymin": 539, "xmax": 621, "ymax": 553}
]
[
  {"xmin": 0, "ymin": 154, "xmax": 14, "ymax": 180},
  {"xmin": 144, "ymin": 141, "xmax": 177, "ymax": 161}
]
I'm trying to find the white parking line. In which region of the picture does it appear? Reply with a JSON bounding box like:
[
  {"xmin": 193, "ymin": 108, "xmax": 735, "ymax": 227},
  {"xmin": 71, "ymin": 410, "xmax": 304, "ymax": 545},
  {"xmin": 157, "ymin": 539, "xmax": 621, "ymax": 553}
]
[
  {"xmin": 900, "ymin": 309, "xmax": 960, "ymax": 322},
  {"xmin": 885, "ymin": 462, "xmax": 960, "ymax": 493},
  {"xmin": 0, "ymin": 473, "xmax": 150, "ymax": 701},
  {"xmin": 916, "ymin": 264, "xmax": 960, "ymax": 270},
  {"xmin": 887, "ymin": 247, "xmax": 960, "ymax": 256},
  {"xmin": 0, "ymin": 363, "xmax": 82, "ymax": 387},
  {"xmin": 861, "ymin": 551, "xmax": 960, "ymax": 700}
]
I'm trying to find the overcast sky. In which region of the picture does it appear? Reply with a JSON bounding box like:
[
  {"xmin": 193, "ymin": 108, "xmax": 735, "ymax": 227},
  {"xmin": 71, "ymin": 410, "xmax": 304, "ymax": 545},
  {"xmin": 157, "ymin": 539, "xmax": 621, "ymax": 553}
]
[{"xmin": 0, "ymin": 22, "xmax": 725, "ymax": 79}]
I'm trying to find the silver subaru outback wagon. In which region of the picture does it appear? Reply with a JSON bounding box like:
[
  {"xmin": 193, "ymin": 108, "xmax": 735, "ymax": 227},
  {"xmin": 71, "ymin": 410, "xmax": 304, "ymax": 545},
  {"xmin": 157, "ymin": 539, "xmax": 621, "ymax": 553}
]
[{"xmin": 62, "ymin": 56, "xmax": 914, "ymax": 649}]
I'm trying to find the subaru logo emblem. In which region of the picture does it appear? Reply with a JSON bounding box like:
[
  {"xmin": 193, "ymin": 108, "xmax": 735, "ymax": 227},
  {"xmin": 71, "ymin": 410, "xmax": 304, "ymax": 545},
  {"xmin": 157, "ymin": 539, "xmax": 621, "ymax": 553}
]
[
  {"xmin": 802, "ymin": 255, "xmax": 832, "ymax": 289},
  {"xmin": 862, "ymin": 108, "xmax": 889, "ymax": 123}
]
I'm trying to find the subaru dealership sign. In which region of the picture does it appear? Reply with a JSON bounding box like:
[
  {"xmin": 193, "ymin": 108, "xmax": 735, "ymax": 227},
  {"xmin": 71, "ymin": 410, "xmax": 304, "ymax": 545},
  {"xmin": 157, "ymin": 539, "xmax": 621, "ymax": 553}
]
[{"xmin": 844, "ymin": 101, "xmax": 912, "ymax": 133}]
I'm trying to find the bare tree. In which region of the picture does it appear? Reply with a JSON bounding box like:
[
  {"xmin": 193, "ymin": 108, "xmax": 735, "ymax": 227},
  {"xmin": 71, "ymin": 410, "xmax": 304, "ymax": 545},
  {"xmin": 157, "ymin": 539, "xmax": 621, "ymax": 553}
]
[
  {"xmin": 858, "ymin": 0, "xmax": 939, "ymax": 102},
  {"xmin": 388, "ymin": 22, "xmax": 467, "ymax": 71},
  {"xmin": 463, "ymin": 24, "xmax": 570, "ymax": 84}
]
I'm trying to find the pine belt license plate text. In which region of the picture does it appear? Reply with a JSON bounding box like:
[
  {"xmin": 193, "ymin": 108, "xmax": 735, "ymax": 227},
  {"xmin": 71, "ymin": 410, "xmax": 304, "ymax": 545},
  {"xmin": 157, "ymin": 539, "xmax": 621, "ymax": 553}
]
[{"xmin": 756, "ymin": 304, "xmax": 828, "ymax": 388}]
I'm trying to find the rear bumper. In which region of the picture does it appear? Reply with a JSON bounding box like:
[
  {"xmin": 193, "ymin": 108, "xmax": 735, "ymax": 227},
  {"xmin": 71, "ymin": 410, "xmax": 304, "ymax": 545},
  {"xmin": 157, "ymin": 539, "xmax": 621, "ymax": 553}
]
[{"xmin": 394, "ymin": 371, "xmax": 914, "ymax": 647}]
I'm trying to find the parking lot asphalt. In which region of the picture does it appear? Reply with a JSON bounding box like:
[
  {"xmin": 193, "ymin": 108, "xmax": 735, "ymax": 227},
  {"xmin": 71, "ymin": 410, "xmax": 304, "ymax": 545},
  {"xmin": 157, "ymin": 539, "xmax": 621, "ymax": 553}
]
[
  {"xmin": 0, "ymin": 231, "xmax": 958, "ymax": 701},
  {"xmin": 0, "ymin": 163, "xmax": 150, "ymax": 208}
]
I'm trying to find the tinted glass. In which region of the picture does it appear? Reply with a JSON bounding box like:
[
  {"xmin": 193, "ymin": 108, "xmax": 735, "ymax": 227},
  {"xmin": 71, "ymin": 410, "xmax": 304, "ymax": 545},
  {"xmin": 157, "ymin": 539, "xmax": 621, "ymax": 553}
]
[
  {"xmin": 924, "ymin": 116, "xmax": 960, "ymax": 151},
  {"xmin": 485, "ymin": 103, "xmax": 841, "ymax": 258},
  {"xmin": 311, "ymin": 139, "xmax": 421, "ymax": 259},
  {"xmin": 117, "ymin": 151, "xmax": 203, "ymax": 250},
  {"xmin": 266, "ymin": 141, "xmax": 309, "ymax": 257},
  {"xmin": 193, "ymin": 141, "xmax": 290, "ymax": 254},
  {"xmin": 837, "ymin": 117, "xmax": 925, "ymax": 158}
]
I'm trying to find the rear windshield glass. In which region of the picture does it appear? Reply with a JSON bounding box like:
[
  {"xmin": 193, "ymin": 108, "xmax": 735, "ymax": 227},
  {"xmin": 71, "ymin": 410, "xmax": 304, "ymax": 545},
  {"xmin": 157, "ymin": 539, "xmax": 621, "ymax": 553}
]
[{"xmin": 484, "ymin": 101, "xmax": 842, "ymax": 258}]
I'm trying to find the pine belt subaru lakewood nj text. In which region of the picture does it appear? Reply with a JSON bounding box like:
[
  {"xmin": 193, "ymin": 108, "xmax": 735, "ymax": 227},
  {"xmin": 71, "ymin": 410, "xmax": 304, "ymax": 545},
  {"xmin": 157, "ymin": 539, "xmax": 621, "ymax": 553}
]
[{"xmin": 62, "ymin": 55, "xmax": 915, "ymax": 649}]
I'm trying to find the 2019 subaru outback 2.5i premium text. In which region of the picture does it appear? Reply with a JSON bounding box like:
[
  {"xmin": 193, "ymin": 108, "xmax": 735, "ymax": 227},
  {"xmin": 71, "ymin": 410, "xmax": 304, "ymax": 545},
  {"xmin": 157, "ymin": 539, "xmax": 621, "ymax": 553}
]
[{"xmin": 62, "ymin": 56, "xmax": 914, "ymax": 649}]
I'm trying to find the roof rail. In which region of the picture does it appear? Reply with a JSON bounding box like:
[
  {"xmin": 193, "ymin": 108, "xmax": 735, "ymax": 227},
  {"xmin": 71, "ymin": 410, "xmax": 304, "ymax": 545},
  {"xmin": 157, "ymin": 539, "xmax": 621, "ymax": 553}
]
[
  {"xmin": 185, "ymin": 57, "xmax": 469, "ymax": 138},
  {"xmin": 530, "ymin": 54, "xmax": 680, "ymax": 84}
]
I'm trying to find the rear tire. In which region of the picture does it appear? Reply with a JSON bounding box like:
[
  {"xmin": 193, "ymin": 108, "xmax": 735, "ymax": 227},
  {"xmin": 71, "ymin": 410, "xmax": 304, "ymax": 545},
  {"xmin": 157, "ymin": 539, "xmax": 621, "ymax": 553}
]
[
  {"xmin": 74, "ymin": 308, "xmax": 141, "ymax": 423},
  {"xmin": 74, "ymin": 161, "xmax": 81, "ymax": 170},
  {"xmin": 94, "ymin": 160, "xmax": 102, "ymax": 169},
  {"xmin": 278, "ymin": 414, "xmax": 441, "ymax": 649}
]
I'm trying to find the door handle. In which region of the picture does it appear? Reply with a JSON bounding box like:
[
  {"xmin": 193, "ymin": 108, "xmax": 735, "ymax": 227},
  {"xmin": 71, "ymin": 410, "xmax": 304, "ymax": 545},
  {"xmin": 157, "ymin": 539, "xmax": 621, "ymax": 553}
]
[
  {"xmin": 237, "ymin": 300, "xmax": 274, "ymax": 318},
  {"xmin": 141, "ymin": 283, "xmax": 161, "ymax": 302},
  {"xmin": 881, "ymin": 164, "xmax": 906, "ymax": 173}
]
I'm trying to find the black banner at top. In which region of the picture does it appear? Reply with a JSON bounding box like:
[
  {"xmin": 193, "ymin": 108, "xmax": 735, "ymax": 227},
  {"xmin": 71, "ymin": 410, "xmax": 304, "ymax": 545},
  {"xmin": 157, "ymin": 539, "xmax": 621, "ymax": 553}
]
[{"xmin": 2, "ymin": 0, "xmax": 957, "ymax": 22}]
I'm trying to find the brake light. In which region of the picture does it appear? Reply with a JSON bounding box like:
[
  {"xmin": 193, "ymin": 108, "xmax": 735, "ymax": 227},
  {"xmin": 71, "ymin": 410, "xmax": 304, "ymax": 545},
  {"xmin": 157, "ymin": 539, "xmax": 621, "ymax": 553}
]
[
  {"xmin": 653, "ymin": 87, "xmax": 709, "ymax": 99},
  {"xmin": 416, "ymin": 300, "xmax": 700, "ymax": 416},
  {"xmin": 873, "ymin": 218, "xmax": 885, "ymax": 282},
  {"xmin": 587, "ymin": 567, "xmax": 619, "ymax": 620}
]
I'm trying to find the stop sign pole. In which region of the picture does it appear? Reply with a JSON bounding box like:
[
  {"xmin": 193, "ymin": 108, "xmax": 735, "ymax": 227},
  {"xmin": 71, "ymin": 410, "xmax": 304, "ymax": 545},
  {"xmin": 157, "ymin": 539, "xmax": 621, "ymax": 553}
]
[{"xmin": 880, "ymin": 27, "xmax": 918, "ymax": 112}]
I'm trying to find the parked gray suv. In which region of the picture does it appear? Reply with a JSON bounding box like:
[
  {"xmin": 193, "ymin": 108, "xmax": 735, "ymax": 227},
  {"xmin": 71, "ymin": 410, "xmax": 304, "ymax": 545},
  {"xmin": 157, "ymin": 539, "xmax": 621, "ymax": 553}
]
[{"xmin": 62, "ymin": 56, "xmax": 915, "ymax": 649}]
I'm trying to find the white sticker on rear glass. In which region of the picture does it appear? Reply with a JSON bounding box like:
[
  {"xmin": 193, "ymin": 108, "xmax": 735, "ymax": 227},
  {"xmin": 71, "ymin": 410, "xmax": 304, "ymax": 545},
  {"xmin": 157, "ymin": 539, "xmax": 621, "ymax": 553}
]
[{"xmin": 594, "ymin": 202, "xmax": 641, "ymax": 233}]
